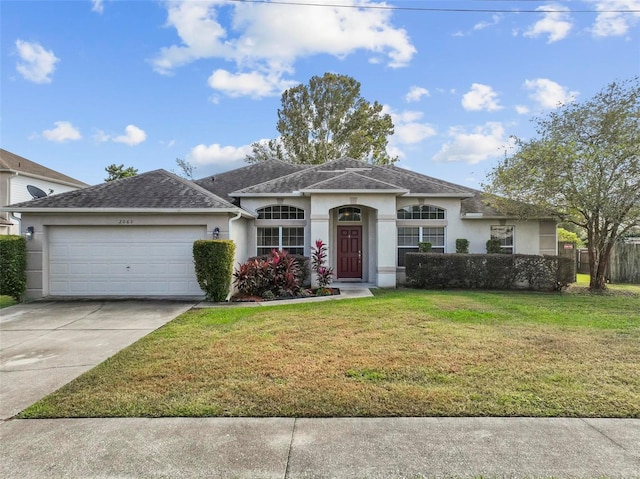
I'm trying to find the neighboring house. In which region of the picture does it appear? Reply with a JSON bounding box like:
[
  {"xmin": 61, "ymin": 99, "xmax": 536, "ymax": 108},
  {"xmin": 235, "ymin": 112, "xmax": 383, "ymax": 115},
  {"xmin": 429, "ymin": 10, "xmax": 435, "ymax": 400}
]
[
  {"xmin": 0, "ymin": 149, "xmax": 88, "ymax": 235},
  {"xmin": 2, "ymin": 157, "xmax": 556, "ymax": 299}
]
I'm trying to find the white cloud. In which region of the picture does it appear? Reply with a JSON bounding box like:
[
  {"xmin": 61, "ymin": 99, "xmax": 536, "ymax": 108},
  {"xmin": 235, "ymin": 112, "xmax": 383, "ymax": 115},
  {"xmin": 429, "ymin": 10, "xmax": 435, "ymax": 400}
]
[
  {"xmin": 474, "ymin": 14, "xmax": 503, "ymax": 31},
  {"xmin": 42, "ymin": 121, "xmax": 82, "ymax": 142},
  {"xmin": 433, "ymin": 122, "xmax": 513, "ymax": 164},
  {"xmin": 515, "ymin": 105, "xmax": 530, "ymax": 115},
  {"xmin": 15, "ymin": 39, "xmax": 60, "ymax": 84},
  {"xmin": 590, "ymin": 0, "xmax": 640, "ymax": 37},
  {"xmin": 384, "ymin": 107, "xmax": 436, "ymax": 148},
  {"xmin": 208, "ymin": 69, "xmax": 297, "ymax": 98},
  {"xmin": 188, "ymin": 142, "xmax": 254, "ymax": 167},
  {"xmin": 113, "ymin": 125, "xmax": 147, "ymax": 146},
  {"xmin": 93, "ymin": 129, "xmax": 111, "ymax": 143},
  {"xmin": 405, "ymin": 86, "xmax": 430, "ymax": 103},
  {"xmin": 462, "ymin": 83, "xmax": 502, "ymax": 112},
  {"xmin": 524, "ymin": 5, "xmax": 573, "ymax": 43},
  {"xmin": 152, "ymin": 0, "xmax": 416, "ymax": 97},
  {"xmin": 523, "ymin": 78, "xmax": 578, "ymax": 109},
  {"xmin": 91, "ymin": 0, "xmax": 104, "ymax": 14}
]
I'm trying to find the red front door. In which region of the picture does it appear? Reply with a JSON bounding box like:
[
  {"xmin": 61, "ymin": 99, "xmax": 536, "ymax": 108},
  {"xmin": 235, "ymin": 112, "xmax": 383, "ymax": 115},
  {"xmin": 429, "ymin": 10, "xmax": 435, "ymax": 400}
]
[{"xmin": 337, "ymin": 226, "xmax": 362, "ymax": 279}]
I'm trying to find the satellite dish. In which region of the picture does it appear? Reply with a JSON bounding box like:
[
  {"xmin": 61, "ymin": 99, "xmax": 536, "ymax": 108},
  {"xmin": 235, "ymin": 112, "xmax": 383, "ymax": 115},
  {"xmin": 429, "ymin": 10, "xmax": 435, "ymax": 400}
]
[{"xmin": 27, "ymin": 185, "xmax": 48, "ymax": 199}]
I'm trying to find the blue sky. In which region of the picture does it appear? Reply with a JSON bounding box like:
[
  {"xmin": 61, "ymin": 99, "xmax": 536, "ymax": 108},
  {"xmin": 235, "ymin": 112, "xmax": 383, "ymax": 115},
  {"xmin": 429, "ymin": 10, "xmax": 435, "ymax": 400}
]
[{"xmin": 2, "ymin": 0, "xmax": 639, "ymax": 187}]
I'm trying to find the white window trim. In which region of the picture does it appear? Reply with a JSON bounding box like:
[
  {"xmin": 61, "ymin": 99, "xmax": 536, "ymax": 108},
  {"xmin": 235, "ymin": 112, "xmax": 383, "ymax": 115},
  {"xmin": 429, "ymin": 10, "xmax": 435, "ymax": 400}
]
[
  {"xmin": 397, "ymin": 225, "xmax": 447, "ymax": 267},
  {"xmin": 256, "ymin": 226, "xmax": 305, "ymax": 256}
]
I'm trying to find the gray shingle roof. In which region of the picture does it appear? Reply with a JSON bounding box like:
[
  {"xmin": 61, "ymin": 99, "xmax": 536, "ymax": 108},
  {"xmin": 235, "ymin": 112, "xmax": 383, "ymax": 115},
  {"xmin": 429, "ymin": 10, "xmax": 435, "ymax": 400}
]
[
  {"xmin": 194, "ymin": 160, "xmax": 310, "ymax": 204},
  {"xmin": 0, "ymin": 149, "xmax": 88, "ymax": 187},
  {"xmin": 302, "ymin": 171, "xmax": 407, "ymax": 191},
  {"xmin": 234, "ymin": 157, "xmax": 473, "ymax": 197},
  {"xmin": 7, "ymin": 169, "xmax": 236, "ymax": 209}
]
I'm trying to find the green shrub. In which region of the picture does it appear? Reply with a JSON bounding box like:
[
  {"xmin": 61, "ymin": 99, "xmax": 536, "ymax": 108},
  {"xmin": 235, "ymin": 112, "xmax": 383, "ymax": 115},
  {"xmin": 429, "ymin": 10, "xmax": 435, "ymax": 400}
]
[
  {"xmin": 193, "ymin": 240, "xmax": 235, "ymax": 302},
  {"xmin": 556, "ymin": 255, "xmax": 576, "ymax": 289},
  {"xmin": 486, "ymin": 239, "xmax": 502, "ymax": 254},
  {"xmin": 418, "ymin": 242, "xmax": 432, "ymax": 252},
  {"xmin": 406, "ymin": 253, "xmax": 569, "ymax": 291},
  {"xmin": 455, "ymin": 238, "xmax": 469, "ymax": 254},
  {"xmin": 0, "ymin": 235, "xmax": 27, "ymax": 301}
]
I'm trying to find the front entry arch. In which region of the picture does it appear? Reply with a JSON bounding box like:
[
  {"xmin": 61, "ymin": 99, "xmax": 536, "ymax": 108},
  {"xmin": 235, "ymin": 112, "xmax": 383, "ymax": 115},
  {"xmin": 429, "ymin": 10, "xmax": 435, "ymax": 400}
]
[{"xmin": 337, "ymin": 225, "xmax": 362, "ymax": 279}]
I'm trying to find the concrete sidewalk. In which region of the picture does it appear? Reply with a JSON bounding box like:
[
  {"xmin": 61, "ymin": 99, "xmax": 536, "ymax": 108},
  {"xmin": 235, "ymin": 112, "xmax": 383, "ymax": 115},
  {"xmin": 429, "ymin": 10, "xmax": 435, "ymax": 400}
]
[{"xmin": 1, "ymin": 417, "xmax": 638, "ymax": 478}]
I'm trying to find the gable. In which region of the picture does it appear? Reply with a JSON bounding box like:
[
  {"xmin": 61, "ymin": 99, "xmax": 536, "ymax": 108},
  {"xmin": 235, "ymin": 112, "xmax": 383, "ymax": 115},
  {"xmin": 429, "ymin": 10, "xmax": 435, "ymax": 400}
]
[
  {"xmin": 6, "ymin": 169, "xmax": 237, "ymax": 210},
  {"xmin": 0, "ymin": 149, "xmax": 88, "ymax": 188}
]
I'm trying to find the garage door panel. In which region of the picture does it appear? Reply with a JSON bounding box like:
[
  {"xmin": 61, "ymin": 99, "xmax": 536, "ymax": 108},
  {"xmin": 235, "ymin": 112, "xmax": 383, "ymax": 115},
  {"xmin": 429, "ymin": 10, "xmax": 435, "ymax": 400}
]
[{"xmin": 49, "ymin": 226, "xmax": 206, "ymax": 297}]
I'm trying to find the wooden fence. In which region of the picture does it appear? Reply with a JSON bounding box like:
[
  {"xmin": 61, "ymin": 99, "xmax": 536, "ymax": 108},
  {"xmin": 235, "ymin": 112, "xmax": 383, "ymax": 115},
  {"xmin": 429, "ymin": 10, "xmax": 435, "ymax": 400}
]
[{"xmin": 577, "ymin": 243, "xmax": 640, "ymax": 284}]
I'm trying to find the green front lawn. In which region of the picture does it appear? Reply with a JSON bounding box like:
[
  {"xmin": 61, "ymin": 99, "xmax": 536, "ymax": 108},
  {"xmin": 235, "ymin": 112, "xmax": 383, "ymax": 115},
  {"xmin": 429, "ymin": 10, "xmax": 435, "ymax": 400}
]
[
  {"xmin": 0, "ymin": 295, "xmax": 17, "ymax": 309},
  {"xmin": 20, "ymin": 285, "xmax": 640, "ymax": 418}
]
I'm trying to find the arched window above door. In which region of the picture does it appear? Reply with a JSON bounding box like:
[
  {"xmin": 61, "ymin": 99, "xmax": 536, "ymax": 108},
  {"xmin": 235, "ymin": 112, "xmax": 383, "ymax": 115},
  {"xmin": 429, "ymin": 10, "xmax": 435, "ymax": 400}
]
[{"xmin": 338, "ymin": 207, "xmax": 362, "ymax": 222}]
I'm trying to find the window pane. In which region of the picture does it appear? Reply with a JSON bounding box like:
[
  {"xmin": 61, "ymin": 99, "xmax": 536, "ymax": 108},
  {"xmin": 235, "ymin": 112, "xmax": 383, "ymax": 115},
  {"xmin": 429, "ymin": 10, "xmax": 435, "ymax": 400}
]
[
  {"xmin": 257, "ymin": 227, "xmax": 279, "ymax": 247},
  {"xmin": 282, "ymin": 227, "xmax": 304, "ymax": 247},
  {"xmin": 491, "ymin": 226, "xmax": 514, "ymax": 253},
  {"xmin": 423, "ymin": 227, "xmax": 445, "ymax": 247},
  {"xmin": 397, "ymin": 247, "xmax": 419, "ymax": 267},
  {"xmin": 338, "ymin": 207, "xmax": 361, "ymax": 222},
  {"xmin": 397, "ymin": 205, "xmax": 445, "ymax": 220},
  {"xmin": 257, "ymin": 206, "xmax": 305, "ymax": 220},
  {"xmin": 398, "ymin": 227, "xmax": 419, "ymax": 247}
]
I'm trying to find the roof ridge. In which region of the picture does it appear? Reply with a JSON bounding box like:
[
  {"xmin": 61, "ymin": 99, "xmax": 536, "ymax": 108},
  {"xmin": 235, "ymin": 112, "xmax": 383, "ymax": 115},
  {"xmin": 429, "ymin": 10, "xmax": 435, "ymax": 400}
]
[
  {"xmin": 163, "ymin": 169, "xmax": 235, "ymax": 207},
  {"xmin": 303, "ymin": 171, "xmax": 402, "ymax": 190}
]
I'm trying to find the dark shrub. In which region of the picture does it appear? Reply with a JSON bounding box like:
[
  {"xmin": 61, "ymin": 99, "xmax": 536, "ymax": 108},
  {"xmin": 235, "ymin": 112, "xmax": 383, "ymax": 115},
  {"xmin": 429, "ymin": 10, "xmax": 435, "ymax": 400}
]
[
  {"xmin": 455, "ymin": 238, "xmax": 469, "ymax": 254},
  {"xmin": 556, "ymin": 255, "xmax": 576, "ymax": 290},
  {"xmin": 406, "ymin": 253, "xmax": 569, "ymax": 291},
  {"xmin": 486, "ymin": 239, "xmax": 502, "ymax": 254},
  {"xmin": 0, "ymin": 235, "xmax": 27, "ymax": 301},
  {"xmin": 193, "ymin": 240, "xmax": 235, "ymax": 302},
  {"xmin": 418, "ymin": 242, "xmax": 432, "ymax": 252}
]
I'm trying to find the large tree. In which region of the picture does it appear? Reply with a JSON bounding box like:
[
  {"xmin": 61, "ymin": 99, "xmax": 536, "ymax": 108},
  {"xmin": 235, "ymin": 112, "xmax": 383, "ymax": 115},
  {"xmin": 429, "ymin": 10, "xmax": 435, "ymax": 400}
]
[
  {"xmin": 247, "ymin": 73, "xmax": 396, "ymax": 165},
  {"xmin": 104, "ymin": 164, "xmax": 138, "ymax": 182},
  {"xmin": 485, "ymin": 78, "xmax": 639, "ymax": 290}
]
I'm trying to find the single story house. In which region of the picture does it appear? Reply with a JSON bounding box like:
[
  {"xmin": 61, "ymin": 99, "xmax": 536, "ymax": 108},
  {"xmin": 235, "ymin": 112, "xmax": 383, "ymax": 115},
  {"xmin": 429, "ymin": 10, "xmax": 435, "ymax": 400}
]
[
  {"xmin": 0, "ymin": 149, "xmax": 88, "ymax": 235},
  {"xmin": 3, "ymin": 157, "xmax": 557, "ymax": 299}
]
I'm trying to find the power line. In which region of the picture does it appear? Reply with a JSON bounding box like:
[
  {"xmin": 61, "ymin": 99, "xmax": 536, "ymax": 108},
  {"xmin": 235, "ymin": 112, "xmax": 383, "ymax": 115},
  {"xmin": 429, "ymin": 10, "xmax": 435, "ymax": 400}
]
[{"xmin": 228, "ymin": 0, "xmax": 640, "ymax": 14}]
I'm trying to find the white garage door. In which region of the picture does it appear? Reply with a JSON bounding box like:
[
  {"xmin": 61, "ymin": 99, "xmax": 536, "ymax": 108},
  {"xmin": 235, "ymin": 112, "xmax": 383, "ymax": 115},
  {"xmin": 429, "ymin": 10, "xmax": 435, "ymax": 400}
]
[{"xmin": 49, "ymin": 226, "xmax": 206, "ymax": 296}]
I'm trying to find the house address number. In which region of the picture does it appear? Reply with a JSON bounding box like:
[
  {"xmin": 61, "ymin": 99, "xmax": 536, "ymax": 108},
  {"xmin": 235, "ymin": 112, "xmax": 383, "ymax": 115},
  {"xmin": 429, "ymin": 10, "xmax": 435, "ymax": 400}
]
[{"xmin": 118, "ymin": 219, "xmax": 134, "ymax": 224}]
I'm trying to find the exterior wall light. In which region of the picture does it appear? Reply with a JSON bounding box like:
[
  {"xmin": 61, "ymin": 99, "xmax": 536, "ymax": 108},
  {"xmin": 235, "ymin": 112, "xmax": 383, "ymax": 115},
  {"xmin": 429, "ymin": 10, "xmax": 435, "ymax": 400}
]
[
  {"xmin": 212, "ymin": 227, "xmax": 220, "ymax": 239},
  {"xmin": 25, "ymin": 226, "xmax": 35, "ymax": 241}
]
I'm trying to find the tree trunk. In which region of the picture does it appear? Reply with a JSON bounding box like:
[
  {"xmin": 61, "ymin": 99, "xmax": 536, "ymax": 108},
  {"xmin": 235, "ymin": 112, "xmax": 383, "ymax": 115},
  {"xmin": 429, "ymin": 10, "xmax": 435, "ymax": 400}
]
[{"xmin": 590, "ymin": 242, "xmax": 614, "ymax": 291}]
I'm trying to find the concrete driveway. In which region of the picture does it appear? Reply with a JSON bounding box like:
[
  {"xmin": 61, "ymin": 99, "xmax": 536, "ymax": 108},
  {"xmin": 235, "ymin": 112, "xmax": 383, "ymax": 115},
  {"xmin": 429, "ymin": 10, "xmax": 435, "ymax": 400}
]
[{"xmin": 0, "ymin": 300, "xmax": 195, "ymax": 420}]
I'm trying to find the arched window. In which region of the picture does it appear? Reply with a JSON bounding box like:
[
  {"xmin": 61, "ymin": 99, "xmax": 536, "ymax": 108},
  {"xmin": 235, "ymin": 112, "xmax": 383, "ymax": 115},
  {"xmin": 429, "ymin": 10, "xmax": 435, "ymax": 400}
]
[
  {"xmin": 338, "ymin": 207, "xmax": 362, "ymax": 222},
  {"xmin": 397, "ymin": 205, "xmax": 445, "ymax": 220},
  {"xmin": 257, "ymin": 205, "xmax": 305, "ymax": 220}
]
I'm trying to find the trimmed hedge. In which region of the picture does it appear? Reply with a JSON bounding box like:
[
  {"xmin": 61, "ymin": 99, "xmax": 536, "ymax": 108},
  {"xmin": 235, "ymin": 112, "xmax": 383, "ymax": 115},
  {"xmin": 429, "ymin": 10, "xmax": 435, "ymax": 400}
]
[
  {"xmin": 193, "ymin": 240, "xmax": 236, "ymax": 301},
  {"xmin": 456, "ymin": 238, "xmax": 469, "ymax": 254},
  {"xmin": 0, "ymin": 235, "xmax": 27, "ymax": 300},
  {"xmin": 406, "ymin": 253, "xmax": 574, "ymax": 291}
]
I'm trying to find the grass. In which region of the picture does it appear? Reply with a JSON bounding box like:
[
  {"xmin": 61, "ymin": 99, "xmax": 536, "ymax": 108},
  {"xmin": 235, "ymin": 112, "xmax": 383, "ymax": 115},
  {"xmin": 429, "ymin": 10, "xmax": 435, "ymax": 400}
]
[
  {"xmin": 0, "ymin": 295, "xmax": 17, "ymax": 309},
  {"xmin": 19, "ymin": 284, "xmax": 640, "ymax": 419}
]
